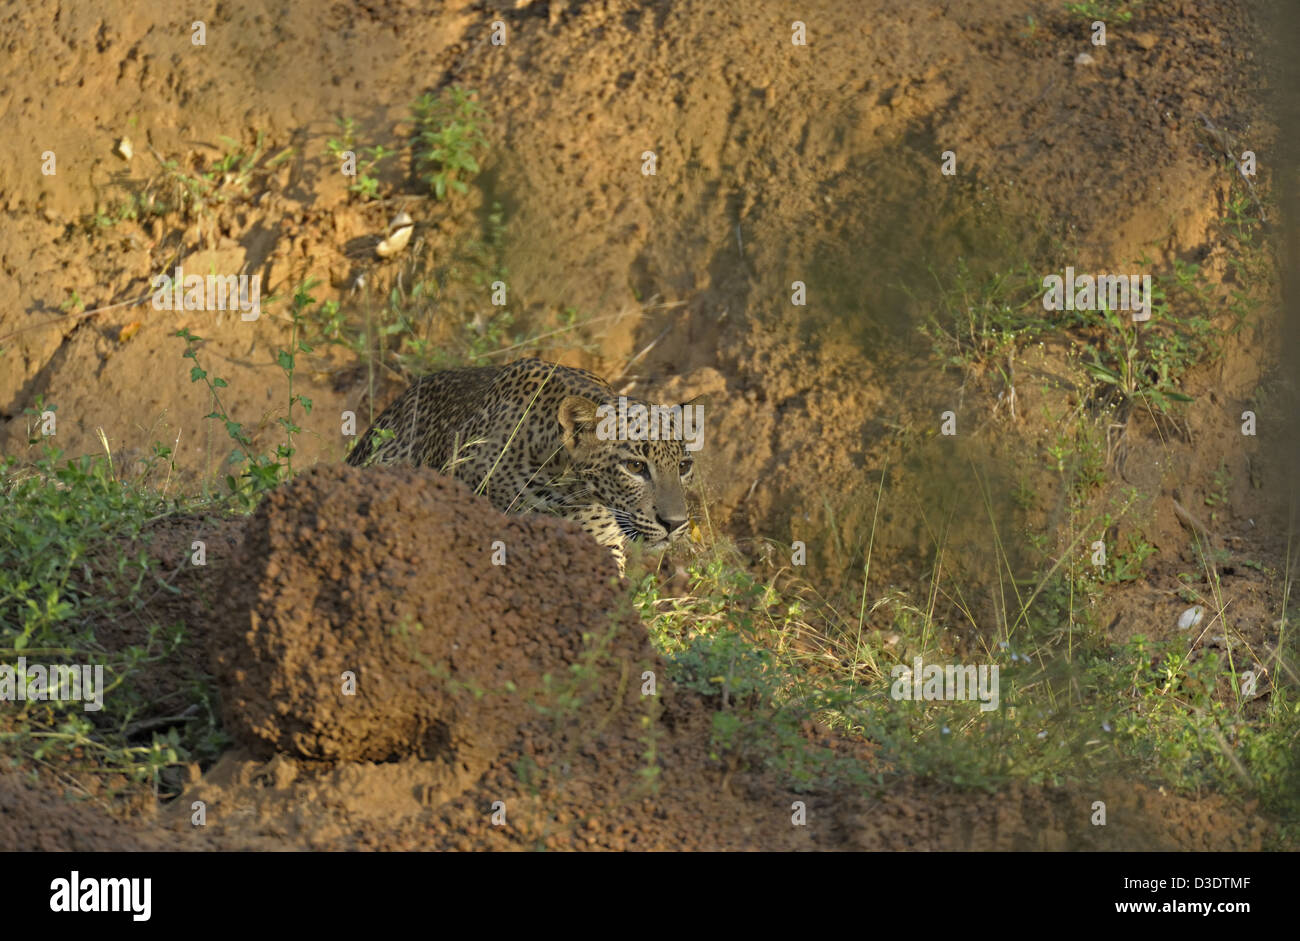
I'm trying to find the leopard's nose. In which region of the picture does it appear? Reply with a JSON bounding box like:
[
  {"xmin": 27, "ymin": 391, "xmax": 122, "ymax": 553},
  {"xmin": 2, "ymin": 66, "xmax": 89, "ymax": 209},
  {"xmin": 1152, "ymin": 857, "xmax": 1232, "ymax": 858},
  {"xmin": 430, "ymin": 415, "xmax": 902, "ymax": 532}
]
[{"xmin": 657, "ymin": 514, "xmax": 688, "ymax": 537}]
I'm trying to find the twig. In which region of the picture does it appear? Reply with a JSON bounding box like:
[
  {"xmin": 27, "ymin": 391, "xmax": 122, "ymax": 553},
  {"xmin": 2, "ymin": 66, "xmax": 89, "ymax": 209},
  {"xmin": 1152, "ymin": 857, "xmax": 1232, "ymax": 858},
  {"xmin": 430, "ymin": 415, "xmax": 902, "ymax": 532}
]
[
  {"xmin": 613, "ymin": 324, "xmax": 672, "ymax": 383},
  {"xmin": 1172, "ymin": 497, "xmax": 1217, "ymax": 547},
  {"xmin": 123, "ymin": 704, "xmax": 200, "ymax": 739}
]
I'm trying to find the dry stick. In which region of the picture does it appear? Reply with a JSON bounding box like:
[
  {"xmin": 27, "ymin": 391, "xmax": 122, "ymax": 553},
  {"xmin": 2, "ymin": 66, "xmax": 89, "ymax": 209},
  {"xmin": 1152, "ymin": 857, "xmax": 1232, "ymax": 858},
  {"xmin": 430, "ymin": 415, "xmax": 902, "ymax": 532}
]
[
  {"xmin": 481, "ymin": 311, "xmax": 627, "ymax": 358},
  {"xmin": 850, "ymin": 458, "xmax": 888, "ymax": 684},
  {"xmin": 0, "ymin": 280, "xmax": 164, "ymax": 346},
  {"xmin": 161, "ymin": 427, "xmax": 181, "ymax": 500},
  {"xmin": 29, "ymin": 754, "xmax": 116, "ymax": 814},
  {"xmin": 504, "ymin": 437, "xmax": 570, "ymax": 515},
  {"xmin": 969, "ymin": 460, "xmax": 1026, "ymax": 644},
  {"xmin": 123, "ymin": 704, "xmax": 201, "ymax": 739},
  {"xmin": 364, "ymin": 277, "xmax": 376, "ymax": 427},
  {"xmin": 1278, "ymin": 521, "xmax": 1298, "ymax": 685},
  {"xmin": 613, "ymin": 323, "xmax": 673, "ymax": 385},
  {"xmin": 1172, "ymin": 496, "xmax": 1217, "ymax": 548}
]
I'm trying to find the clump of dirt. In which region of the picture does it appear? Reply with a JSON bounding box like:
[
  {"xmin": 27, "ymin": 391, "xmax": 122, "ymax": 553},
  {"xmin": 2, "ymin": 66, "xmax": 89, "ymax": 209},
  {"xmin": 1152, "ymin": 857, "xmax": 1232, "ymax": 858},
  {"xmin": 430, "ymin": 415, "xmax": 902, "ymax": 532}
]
[
  {"xmin": 209, "ymin": 463, "xmax": 631, "ymax": 767},
  {"xmin": 179, "ymin": 465, "xmax": 828, "ymax": 849},
  {"xmin": 0, "ymin": 770, "xmax": 195, "ymax": 851}
]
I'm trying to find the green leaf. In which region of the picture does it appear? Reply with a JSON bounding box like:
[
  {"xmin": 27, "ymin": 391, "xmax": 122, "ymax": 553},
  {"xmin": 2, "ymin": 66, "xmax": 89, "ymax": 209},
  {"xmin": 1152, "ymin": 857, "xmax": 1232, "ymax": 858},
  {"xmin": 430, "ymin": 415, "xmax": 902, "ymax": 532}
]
[{"xmin": 1083, "ymin": 361, "xmax": 1121, "ymax": 384}]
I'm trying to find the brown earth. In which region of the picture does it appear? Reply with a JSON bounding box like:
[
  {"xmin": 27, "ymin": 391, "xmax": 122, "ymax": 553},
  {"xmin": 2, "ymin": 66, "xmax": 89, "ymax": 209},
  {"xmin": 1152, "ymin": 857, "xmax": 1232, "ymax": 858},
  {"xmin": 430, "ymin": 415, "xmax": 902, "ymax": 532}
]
[
  {"xmin": 0, "ymin": 0, "xmax": 1277, "ymax": 529},
  {"xmin": 1, "ymin": 0, "xmax": 1297, "ymax": 849}
]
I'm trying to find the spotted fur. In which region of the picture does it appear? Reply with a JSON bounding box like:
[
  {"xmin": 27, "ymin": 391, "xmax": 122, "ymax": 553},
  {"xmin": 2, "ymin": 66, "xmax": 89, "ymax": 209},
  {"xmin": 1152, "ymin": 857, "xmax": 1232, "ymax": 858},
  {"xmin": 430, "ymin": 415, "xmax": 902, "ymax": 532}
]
[{"xmin": 346, "ymin": 358, "xmax": 702, "ymax": 575}]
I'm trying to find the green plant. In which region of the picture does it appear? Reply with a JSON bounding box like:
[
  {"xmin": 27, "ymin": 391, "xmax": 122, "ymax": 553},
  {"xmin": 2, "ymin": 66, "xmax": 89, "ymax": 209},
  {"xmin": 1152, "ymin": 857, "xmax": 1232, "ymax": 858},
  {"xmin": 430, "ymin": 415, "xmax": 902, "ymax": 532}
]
[
  {"xmin": 1204, "ymin": 461, "xmax": 1231, "ymax": 521},
  {"xmin": 305, "ymin": 197, "xmax": 588, "ymax": 383},
  {"xmin": 175, "ymin": 328, "xmax": 286, "ymax": 508},
  {"xmin": 0, "ymin": 446, "xmax": 224, "ymax": 795},
  {"xmin": 635, "ymin": 556, "xmax": 878, "ymax": 791},
  {"xmin": 634, "ymin": 520, "xmax": 1298, "ymax": 834},
  {"xmin": 1080, "ymin": 299, "xmax": 1197, "ymax": 416},
  {"xmin": 274, "ymin": 282, "xmax": 317, "ymax": 477},
  {"xmin": 171, "ymin": 281, "xmax": 323, "ymax": 503},
  {"xmin": 1063, "ymin": 1, "xmax": 1142, "ymax": 21},
  {"xmin": 325, "ymin": 117, "xmax": 396, "ymax": 201},
  {"xmin": 59, "ymin": 290, "xmax": 85, "ymax": 314},
  {"xmin": 919, "ymin": 259, "xmax": 1046, "ymax": 370},
  {"xmin": 153, "ymin": 132, "xmax": 291, "ymax": 222},
  {"xmin": 1103, "ymin": 531, "xmax": 1156, "ymax": 583},
  {"xmin": 411, "ymin": 86, "xmax": 489, "ymax": 200}
]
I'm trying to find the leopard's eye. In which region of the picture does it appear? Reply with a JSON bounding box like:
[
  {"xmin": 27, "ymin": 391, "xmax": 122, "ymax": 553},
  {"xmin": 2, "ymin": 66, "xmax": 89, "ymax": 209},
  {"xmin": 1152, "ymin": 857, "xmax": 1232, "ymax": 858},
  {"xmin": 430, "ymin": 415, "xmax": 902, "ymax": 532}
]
[
  {"xmin": 623, "ymin": 459, "xmax": 648, "ymax": 476},
  {"xmin": 679, "ymin": 459, "xmax": 694, "ymax": 476}
]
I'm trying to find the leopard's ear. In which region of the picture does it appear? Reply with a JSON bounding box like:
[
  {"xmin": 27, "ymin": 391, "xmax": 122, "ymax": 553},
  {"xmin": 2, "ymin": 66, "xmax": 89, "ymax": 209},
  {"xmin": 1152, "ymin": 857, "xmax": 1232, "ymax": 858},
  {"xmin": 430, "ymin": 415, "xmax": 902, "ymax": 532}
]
[
  {"xmin": 557, "ymin": 395, "xmax": 600, "ymax": 452},
  {"xmin": 677, "ymin": 394, "xmax": 708, "ymax": 453}
]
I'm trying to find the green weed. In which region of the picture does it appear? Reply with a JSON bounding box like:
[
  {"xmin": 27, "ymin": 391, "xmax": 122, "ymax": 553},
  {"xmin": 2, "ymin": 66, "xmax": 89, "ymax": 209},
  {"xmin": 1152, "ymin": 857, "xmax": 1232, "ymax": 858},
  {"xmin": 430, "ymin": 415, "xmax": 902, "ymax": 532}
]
[
  {"xmin": 0, "ymin": 447, "xmax": 225, "ymax": 796},
  {"xmin": 325, "ymin": 117, "xmax": 396, "ymax": 202},
  {"xmin": 1063, "ymin": 1, "xmax": 1143, "ymax": 22},
  {"xmin": 411, "ymin": 86, "xmax": 490, "ymax": 200}
]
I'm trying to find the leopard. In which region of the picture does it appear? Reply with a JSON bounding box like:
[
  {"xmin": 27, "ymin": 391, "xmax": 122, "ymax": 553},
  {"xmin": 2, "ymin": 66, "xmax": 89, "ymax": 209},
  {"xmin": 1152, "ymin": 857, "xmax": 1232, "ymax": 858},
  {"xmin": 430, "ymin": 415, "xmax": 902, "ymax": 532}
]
[{"xmin": 345, "ymin": 358, "xmax": 705, "ymax": 576}]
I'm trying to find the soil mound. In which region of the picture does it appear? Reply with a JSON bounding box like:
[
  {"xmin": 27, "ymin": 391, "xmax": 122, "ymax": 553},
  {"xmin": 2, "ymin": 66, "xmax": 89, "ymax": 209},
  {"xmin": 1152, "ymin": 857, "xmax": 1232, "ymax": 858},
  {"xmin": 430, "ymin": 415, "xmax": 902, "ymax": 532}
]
[
  {"xmin": 0, "ymin": 771, "xmax": 178, "ymax": 851},
  {"xmin": 210, "ymin": 464, "xmax": 634, "ymax": 768},
  {"xmin": 187, "ymin": 463, "xmax": 827, "ymax": 849}
]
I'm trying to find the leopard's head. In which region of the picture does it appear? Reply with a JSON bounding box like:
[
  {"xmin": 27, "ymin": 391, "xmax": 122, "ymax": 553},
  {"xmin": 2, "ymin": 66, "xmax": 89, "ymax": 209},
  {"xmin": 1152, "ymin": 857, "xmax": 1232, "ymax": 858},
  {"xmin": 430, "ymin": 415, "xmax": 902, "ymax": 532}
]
[{"xmin": 557, "ymin": 393, "xmax": 707, "ymax": 549}]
